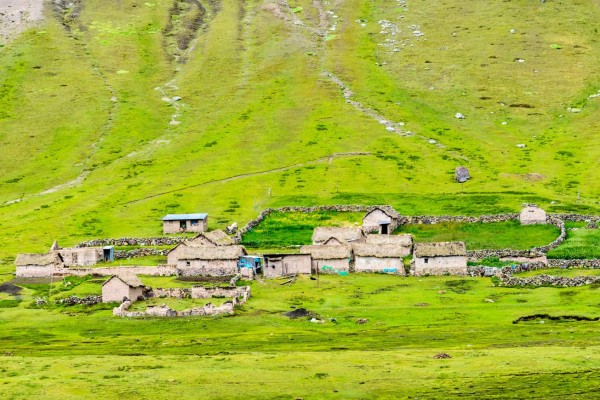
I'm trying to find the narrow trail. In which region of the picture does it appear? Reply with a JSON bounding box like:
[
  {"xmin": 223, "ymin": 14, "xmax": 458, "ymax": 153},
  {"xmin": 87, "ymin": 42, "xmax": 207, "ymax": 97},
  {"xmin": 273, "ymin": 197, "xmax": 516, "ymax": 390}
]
[{"xmin": 116, "ymin": 152, "xmax": 372, "ymax": 205}]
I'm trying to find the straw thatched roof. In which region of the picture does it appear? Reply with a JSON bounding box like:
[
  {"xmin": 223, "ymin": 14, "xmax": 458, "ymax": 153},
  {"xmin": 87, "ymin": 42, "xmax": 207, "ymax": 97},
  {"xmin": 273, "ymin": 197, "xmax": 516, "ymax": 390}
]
[
  {"xmin": 365, "ymin": 234, "xmax": 412, "ymax": 247},
  {"xmin": 413, "ymin": 242, "xmax": 466, "ymax": 258},
  {"xmin": 363, "ymin": 206, "xmax": 401, "ymax": 221},
  {"xmin": 177, "ymin": 245, "xmax": 247, "ymax": 260},
  {"xmin": 312, "ymin": 227, "xmax": 364, "ymax": 244},
  {"xmin": 352, "ymin": 244, "xmax": 407, "ymax": 258},
  {"xmin": 103, "ymin": 274, "xmax": 144, "ymax": 288},
  {"xmin": 15, "ymin": 253, "xmax": 61, "ymax": 267},
  {"xmin": 300, "ymin": 245, "xmax": 352, "ymax": 259},
  {"xmin": 191, "ymin": 229, "xmax": 233, "ymax": 246}
]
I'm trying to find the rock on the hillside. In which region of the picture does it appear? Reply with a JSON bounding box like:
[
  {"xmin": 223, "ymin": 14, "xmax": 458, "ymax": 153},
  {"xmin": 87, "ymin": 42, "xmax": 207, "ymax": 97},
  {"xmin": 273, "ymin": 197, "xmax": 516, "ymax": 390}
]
[
  {"xmin": 455, "ymin": 112, "xmax": 465, "ymax": 119},
  {"xmin": 455, "ymin": 166, "xmax": 470, "ymax": 183}
]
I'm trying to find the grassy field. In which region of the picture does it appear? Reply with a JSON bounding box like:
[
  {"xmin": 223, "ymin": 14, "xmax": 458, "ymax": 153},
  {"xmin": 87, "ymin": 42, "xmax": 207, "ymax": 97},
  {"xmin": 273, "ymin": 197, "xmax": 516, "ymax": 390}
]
[
  {"xmin": 547, "ymin": 228, "xmax": 600, "ymax": 259},
  {"xmin": 2, "ymin": 274, "xmax": 600, "ymax": 398},
  {"xmin": 396, "ymin": 220, "xmax": 560, "ymax": 249},
  {"xmin": 0, "ymin": 0, "xmax": 599, "ymax": 272}
]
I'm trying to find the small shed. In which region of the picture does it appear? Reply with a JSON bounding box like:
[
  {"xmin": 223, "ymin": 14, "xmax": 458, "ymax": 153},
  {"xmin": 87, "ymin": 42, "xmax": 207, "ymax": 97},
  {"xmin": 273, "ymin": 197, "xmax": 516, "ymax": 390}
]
[
  {"xmin": 162, "ymin": 213, "xmax": 208, "ymax": 234},
  {"xmin": 312, "ymin": 227, "xmax": 365, "ymax": 245},
  {"xmin": 519, "ymin": 205, "xmax": 547, "ymax": 225},
  {"xmin": 175, "ymin": 245, "xmax": 247, "ymax": 276},
  {"xmin": 263, "ymin": 254, "xmax": 312, "ymax": 278},
  {"xmin": 352, "ymin": 243, "xmax": 407, "ymax": 275},
  {"xmin": 300, "ymin": 245, "xmax": 352, "ymax": 274},
  {"xmin": 362, "ymin": 206, "xmax": 401, "ymax": 234},
  {"xmin": 412, "ymin": 242, "xmax": 467, "ymax": 276},
  {"xmin": 102, "ymin": 274, "xmax": 145, "ymax": 303},
  {"xmin": 103, "ymin": 246, "xmax": 114, "ymax": 262}
]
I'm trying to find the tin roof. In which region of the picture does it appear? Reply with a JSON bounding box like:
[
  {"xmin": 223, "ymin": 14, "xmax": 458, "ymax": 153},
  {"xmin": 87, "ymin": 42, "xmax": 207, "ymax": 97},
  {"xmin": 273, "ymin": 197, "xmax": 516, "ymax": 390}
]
[{"xmin": 162, "ymin": 213, "xmax": 208, "ymax": 221}]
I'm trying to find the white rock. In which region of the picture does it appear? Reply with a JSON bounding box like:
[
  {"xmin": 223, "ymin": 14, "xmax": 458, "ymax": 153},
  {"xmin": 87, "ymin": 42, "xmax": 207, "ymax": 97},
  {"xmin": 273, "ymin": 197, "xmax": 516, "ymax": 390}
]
[
  {"xmin": 428, "ymin": 139, "xmax": 437, "ymax": 144},
  {"xmin": 379, "ymin": 119, "xmax": 388, "ymax": 124},
  {"xmin": 516, "ymin": 144, "xmax": 526, "ymax": 148},
  {"xmin": 509, "ymin": 29, "xmax": 516, "ymax": 34},
  {"xmin": 386, "ymin": 126, "xmax": 396, "ymax": 132},
  {"xmin": 455, "ymin": 112, "xmax": 465, "ymax": 119},
  {"xmin": 501, "ymin": 121, "xmax": 507, "ymax": 125}
]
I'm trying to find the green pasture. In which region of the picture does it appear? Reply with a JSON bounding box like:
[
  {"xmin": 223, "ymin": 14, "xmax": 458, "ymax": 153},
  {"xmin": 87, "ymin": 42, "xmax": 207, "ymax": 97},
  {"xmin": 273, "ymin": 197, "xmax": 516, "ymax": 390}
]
[
  {"xmin": 547, "ymin": 228, "xmax": 600, "ymax": 259},
  {"xmin": 0, "ymin": 0, "xmax": 599, "ymax": 268},
  {"xmin": 1, "ymin": 274, "xmax": 600, "ymax": 398},
  {"xmin": 396, "ymin": 220, "xmax": 560, "ymax": 250}
]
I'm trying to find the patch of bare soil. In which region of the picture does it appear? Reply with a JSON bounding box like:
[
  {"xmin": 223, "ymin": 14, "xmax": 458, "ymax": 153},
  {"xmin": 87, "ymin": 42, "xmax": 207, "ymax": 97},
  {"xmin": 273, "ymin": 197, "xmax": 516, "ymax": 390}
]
[
  {"xmin": 0, "ymin": 283, "xmax": 21, "ymax": 295},
  {"xmin": 284, "ymin": 307, "xmax": 315, "ymax": 319},
  {"xmin": 0, "ymin": 0, "xmax": 44, "ymax": 43}
]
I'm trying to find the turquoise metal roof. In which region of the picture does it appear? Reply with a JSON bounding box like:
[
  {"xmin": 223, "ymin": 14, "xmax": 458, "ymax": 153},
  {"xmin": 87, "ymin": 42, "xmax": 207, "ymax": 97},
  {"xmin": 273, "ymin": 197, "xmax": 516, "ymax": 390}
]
[{"xmin": 162, "ymin": 213, "xmax": 208, "ymax": 221}]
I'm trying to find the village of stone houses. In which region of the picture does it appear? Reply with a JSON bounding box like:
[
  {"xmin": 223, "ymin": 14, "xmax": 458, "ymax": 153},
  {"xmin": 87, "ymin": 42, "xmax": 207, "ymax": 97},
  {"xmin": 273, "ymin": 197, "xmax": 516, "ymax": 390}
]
[
  {"xmin": 3, "ymin": 0, "xmax": 600, "ymax": 397},
  {"xmin": 12, "ymin": 204, "xmax": 600, "ymax": 318}
]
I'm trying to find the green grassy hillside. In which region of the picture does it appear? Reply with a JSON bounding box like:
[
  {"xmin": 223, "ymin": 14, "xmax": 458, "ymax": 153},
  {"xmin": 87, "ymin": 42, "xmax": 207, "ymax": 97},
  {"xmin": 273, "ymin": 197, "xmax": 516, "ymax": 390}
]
[{"xmin": 1, "ymin": 0, "xmax": 599, "ymax": 268}]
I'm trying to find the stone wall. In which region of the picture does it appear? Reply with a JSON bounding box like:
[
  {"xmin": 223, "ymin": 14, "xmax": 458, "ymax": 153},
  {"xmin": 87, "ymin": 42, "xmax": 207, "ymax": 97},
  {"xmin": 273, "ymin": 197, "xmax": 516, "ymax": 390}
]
[
  {"xmin": 547, "ymin": 259, "xmax": 600, "ymax": 268},
  {"xmin": 496, "ymin": 266, "xmax": 600, "ymax": 287},
  {"xmin": 76, "ymin": 237, "xmax": 186, "ymax": 248}
]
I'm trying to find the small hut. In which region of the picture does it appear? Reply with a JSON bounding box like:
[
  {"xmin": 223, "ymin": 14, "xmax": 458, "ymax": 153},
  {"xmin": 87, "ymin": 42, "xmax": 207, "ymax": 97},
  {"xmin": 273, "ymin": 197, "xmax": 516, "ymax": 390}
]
[
  {"xmin": 519, "ymin": 205, "xmax": 547, "ymax": 225},
  {"xmin": 362, "ymin": 206, "xmax": 401, "ymax": 234},
  {"xmin": 102, "ymin": 274, "xmax": 145, "ymax": 303},
  {"xmin": 312, "ymin": 227, "xmax": 365, "ymax": 245},
  {"xmin": 412, "ymin": 242, "xmax": 467, "ymax": 276},
  {"xmin": 175, "ymin": 245, "xmax": 247, "ymax": 276},
  {"xmin": 300, "ymin": 245, "xmax": 352, "ymax": 274},
  {"xmin": 352, "ymin": 244, "xmax": 407, "ymax": 275},
  {"xmin": 262, "ymin": 254, "xmax": 312, "ymax": 278},
  {"xmin": 162, "ymin": 213, "xmax": 208, "ymax": 234},
  {"xmin": 15, "ymin": 253, "xmax": 63, "ymax": 278}
]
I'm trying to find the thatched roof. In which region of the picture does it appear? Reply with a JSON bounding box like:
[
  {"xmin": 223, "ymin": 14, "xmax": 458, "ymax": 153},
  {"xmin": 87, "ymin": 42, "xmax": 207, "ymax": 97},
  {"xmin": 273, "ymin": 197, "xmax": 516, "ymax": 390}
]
[
  {"xmin": 15, "ymin": 253, "xmax": 61, "ymax": 267},
  {"xmin": 352, "ymin": 244, "xmax": 407, "ymax": 258},
  {"xmin": 300, "ymin": 245, "xmax": 351, "ymax": 259},
  {"xmin": 312, "ymin": 227, "xmax": 364, "ymax": 244},
  {"xmin": 103, "ymin": 274, "xmax": 144, "ymax": 288},
  {"xmin": 413, "ymin": 242, "xmax": 466, "ymax": 258},
  {"xmin": 191, "ymin": 229, "xmax": 233, "ymax": 246},
  {"xmin": 365, "ymin": 234, "xmax": 412, "ymax": 247},
  {"xmin": 177, "ymin": 245, "xmax": 247, "ymax": 260},
  {"xmin": 363, "ymin": 206, "xmax": 401, "ymax": 221}
]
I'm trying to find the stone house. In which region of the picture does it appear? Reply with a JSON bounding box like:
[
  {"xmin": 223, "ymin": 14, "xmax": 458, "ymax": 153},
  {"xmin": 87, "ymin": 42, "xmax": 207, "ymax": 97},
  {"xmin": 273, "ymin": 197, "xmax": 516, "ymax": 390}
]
[
  {"xmin": 263, "ymin": 254, "xmax": 312, "ymax": 278},
  {"xmin": 412, "ymin": 242, "xmax": 467, "ymax": 276},
  {"xmin": 162, "ymin": 213, "xmax": 208, "ymax": 234},
  {"xmin": 299, "ymin": 245, "xmax": 352, "ymax": 274},
  {"xmin": 15, "ymin": 253, "xmax": 63, "ymax": 278},
  {"xmin": 312, "ymin": 227, "xmax": 365, "ymax": 245},
  {"xmin": 102, "ymin": 274, "xmax": 145, "ymax": 303},
  {"xmin": 58, "ymin": 247, "xmax": 102, "ymax": 267},
  {"xmin": 166, "ymin": 229, "xmax": 233, "ymax": 265},
  {"xmin": 519, "ymin": 205, "xmax": 547, "ymax": 225},
  {"xmin": 362, "ymin": 206, "xmax": 401, "ymax": 234},
  {"xmin": 352, "ymin": 243, "xmax": 407, "ymax": 275},
  {"xmin": 175, "ymin": 245, "xmax": 247, "ymax": 276}
]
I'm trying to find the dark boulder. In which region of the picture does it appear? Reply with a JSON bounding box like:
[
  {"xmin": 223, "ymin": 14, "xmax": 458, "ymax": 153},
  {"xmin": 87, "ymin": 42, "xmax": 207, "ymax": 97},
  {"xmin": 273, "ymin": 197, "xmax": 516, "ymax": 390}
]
[{"xmin": 455, "ymin": 166, "xmax": 470, "ymax": 183}]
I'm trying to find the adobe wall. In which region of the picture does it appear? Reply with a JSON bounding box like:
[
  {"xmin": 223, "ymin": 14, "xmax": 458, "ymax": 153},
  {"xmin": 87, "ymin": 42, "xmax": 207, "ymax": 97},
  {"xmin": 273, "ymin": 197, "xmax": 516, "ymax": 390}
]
[
  {"xmin": 176, "ymin": 260, "xmax": 238, "ymax": 276},
  {"xmin": 15, "ymin": 265, "xmax": 55, "ymax": 278},
  {"xmin": 312, "ymin": 258, "xmax": 350, "ymax": 273},
  {"xmin": 354, "ymin": 257, "xmax": 405, "ymax": 274},
  {"xmin": 413, "ymin": 256, "xmax": 467, "ymax": 276},
  {"xmin": 362, "ymin": 209, "xmax": 398, "ymax": 234}
]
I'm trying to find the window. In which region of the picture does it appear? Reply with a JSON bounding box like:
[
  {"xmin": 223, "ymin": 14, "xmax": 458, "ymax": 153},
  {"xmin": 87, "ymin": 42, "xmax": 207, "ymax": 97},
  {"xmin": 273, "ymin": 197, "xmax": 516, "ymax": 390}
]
[
  {"xmin": 424, "ymin": 258, "xmax": 429, "ymax": 264},
  {"xmin": 191, "ymin": 220, "xmax": 199, "ymax": 226},
  {"xmin": 180, "ymin": 221, "xmax": 187, "ymax": 230},
  {"xmin": 186, "ymin": 261, "xmax": 191, "ymax": 267}
]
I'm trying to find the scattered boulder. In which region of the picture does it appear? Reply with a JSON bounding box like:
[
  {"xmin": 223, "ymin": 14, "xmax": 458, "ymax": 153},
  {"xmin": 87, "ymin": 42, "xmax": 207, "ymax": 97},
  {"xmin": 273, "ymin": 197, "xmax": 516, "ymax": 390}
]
[
  {"xmin": 226, "ymin": 222, "xmax": 238, "ymax": 234},
  {"xmin": 455, "ymin": 166, "xmax": 470, "ymax": 183},
  {"xmin": 433, "ymin": 353, "xmax": 452, "ymax": 359},
  {"xmin": 516, "ymin": 144, "xmax": 526, "ymax": 148},
  {"xmin": 455, "ymin": 112, "xmax": 465, "ymax": 119},
  {"xmin": 484, "ymin": 299, "xmax": 495, "ymax": 303},
  {"xmin": 356, "ymin": 318, "xmax": 368, "ymax": 324}
]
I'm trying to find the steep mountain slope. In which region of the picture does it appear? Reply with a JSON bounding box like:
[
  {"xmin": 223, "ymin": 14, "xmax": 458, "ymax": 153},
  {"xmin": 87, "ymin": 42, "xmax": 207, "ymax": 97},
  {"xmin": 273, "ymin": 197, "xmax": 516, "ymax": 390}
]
[{"xmin": 0, "ymin": 0, "xmax": 599, "ymax": 264}]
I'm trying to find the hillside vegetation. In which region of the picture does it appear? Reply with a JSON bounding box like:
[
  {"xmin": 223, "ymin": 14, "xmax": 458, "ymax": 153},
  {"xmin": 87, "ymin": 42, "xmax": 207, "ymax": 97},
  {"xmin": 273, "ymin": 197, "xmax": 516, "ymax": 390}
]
[{"xmin": 1, "ymin": 0, "xmax": 599, "ymax": 268}]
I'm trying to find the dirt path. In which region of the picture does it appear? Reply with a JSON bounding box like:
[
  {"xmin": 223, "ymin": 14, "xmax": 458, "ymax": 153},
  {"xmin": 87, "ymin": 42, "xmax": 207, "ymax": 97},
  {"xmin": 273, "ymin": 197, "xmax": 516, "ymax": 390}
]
[
  {"xmin": 117, "ymin": 152, "xmax": 372, "ymax": 205},
  {"xmin": 0, "ymin": 0, "xmax": 44, "ymax": 43}
]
